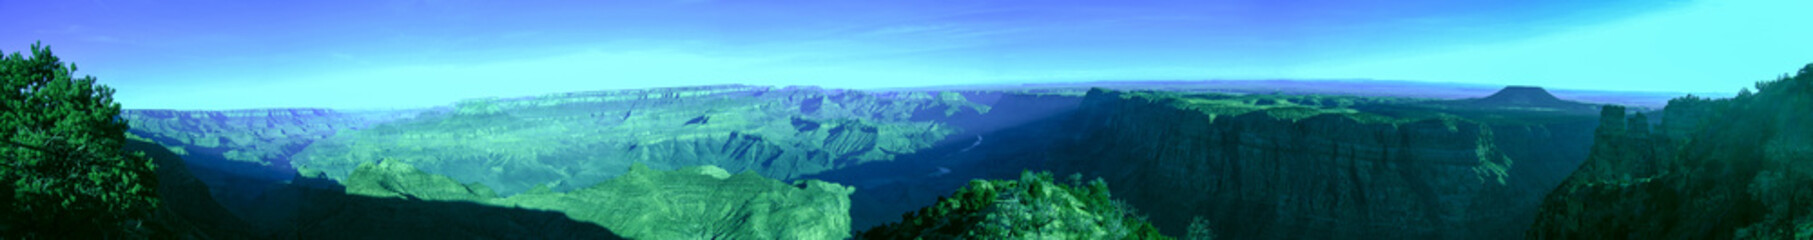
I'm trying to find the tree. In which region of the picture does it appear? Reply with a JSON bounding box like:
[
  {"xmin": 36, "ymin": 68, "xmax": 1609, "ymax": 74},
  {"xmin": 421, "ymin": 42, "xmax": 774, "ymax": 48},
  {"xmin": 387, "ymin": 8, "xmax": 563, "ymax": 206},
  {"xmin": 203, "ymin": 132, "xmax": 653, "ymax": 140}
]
[
  {"xmin": 1185, "ymin": 216, "xmax": 1216, "ymax": 240},
  {"xmin": 1, "ymin": 42, "xmax": 158, "ymax": 238}
]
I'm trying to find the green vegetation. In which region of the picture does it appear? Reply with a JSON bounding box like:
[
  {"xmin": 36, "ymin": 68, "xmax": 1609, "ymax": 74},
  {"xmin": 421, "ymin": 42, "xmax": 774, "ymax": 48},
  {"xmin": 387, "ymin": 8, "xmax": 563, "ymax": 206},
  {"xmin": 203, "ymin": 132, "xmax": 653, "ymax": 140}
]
[
  {"xmin": 857, "ymin": 171, "xmax": 1171, "ymax": 240},
  {"xmin": 1, "ymin": 43, "xmax": 158, "ymax": 238},
  {"xmin": 345, "ymin": 160, "xmax": 855, "ymax": 239},
  {"xmin": 1529, "ymin": 63, "xmax": 1813, "ymax": 239},
  {"xmin": 1183, "ymin": 216, "xmax": 1216, "ymax": 240}
]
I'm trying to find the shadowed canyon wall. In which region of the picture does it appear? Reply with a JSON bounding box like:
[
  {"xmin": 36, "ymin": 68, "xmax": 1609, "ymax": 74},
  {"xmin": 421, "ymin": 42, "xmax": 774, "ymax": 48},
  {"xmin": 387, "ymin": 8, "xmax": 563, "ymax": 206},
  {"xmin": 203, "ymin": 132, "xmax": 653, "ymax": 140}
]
[{"xmin": 1050, "ymin": 89, "xmax": 1598, "ymax": 239}]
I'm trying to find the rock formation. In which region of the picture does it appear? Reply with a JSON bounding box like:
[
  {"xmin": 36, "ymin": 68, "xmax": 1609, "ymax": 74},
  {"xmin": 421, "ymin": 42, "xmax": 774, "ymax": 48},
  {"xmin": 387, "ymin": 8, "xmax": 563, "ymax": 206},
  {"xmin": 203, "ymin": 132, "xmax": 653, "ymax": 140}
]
[{"xmin": 1528, "ymin": 64, "xmax": 1813, "ymax": 239}]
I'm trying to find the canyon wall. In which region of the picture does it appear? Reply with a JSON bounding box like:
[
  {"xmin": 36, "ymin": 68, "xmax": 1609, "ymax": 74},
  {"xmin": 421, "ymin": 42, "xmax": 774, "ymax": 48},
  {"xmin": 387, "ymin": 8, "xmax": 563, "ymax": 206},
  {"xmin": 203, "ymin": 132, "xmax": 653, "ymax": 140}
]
[
  {"xmin": 1528, "ymin": 65, "xmax": 1813, "ymax": 239},
  {"xmin": 1051, "ymin": 89, "xmax": 1597, "ymax": 239}
]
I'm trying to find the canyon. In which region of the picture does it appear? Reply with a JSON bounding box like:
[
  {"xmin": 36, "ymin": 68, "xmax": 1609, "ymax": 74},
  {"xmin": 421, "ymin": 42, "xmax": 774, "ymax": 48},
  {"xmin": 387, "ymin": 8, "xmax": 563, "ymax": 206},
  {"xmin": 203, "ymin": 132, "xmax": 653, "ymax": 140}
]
[{"xmin": 121, "ymin": 81, "xmax": 1651, "ymax": 238}]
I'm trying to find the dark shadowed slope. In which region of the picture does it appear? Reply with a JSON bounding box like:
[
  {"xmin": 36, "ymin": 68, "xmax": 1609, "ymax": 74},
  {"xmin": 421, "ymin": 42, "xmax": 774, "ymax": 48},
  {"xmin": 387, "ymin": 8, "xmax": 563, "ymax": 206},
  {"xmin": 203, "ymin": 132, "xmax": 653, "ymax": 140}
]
[{"xmin": 127, "ymin": 137, "xmax": 267, "ymax": 239}]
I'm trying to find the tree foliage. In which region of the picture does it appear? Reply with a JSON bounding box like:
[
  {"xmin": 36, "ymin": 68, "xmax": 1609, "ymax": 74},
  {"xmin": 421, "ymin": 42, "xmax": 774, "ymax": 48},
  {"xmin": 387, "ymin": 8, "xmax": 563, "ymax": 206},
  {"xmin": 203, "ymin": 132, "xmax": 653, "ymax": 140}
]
[
  {"xmin": 1, "ymin": 42, "xmax": 158, "ymax": 238},
  {"xmin": 857, "ymin": 171, "xmax": 1172, "ymax": 240}
]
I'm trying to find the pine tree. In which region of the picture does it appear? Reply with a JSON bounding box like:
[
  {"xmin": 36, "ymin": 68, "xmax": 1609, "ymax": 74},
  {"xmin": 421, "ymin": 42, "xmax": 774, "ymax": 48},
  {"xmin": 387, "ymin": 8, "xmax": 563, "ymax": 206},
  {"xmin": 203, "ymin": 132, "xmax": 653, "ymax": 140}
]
[{"xmin": 1, "ymin": 42, "xmax": 158, "ymax": 238}]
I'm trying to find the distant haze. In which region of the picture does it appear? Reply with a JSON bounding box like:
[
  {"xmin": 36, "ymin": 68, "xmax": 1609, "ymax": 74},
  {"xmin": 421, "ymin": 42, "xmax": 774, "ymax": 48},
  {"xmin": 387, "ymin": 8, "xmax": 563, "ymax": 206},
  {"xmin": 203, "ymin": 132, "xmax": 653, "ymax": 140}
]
[{"xmin": 4, "ymin": 0, "xmax": 1808, "ymax": 110}]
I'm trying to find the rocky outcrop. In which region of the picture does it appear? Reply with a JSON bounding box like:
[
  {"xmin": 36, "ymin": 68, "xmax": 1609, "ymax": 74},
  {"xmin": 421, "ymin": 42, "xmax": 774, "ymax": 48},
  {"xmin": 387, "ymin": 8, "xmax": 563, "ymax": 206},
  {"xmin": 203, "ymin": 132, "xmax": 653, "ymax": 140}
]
[
  {"xmin": 1528, "ymin": 64, "xmax": 1813, "ymax": 239},
  {"xmin": 345, "ymin": 160, "xmax": 855, "ymax": 240},
  {"xmin": 1050, "ymin": 89, "xmax": 1598, "ymax": 239}
]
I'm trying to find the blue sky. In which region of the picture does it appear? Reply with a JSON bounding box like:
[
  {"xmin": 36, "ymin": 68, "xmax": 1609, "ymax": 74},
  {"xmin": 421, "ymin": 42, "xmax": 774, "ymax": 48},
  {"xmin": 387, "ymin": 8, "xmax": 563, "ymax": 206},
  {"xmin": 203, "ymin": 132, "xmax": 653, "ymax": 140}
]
[{"xmin": 4, "ymin": 0, "xmax": 1809, "ymax": 110}]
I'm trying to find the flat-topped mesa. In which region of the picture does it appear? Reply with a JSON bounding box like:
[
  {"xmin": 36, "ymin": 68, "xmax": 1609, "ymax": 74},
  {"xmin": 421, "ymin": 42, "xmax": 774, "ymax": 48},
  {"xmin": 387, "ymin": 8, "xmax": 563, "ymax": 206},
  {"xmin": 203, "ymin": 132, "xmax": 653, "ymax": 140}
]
[
  {"xmin": 1436, "ymin": 85, "xmax": 1600, "ymax": 114},
  {"xmin": 1478, "ymin": 86, "xmax": 1565, "ymax": 105}
]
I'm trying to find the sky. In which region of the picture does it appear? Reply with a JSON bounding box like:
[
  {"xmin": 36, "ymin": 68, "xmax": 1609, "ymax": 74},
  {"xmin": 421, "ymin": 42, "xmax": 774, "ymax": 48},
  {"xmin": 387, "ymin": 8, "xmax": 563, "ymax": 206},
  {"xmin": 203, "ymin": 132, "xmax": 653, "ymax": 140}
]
[{"xmin": 3, "ymin": 0, "xmax": 1809, "ymax": 110}]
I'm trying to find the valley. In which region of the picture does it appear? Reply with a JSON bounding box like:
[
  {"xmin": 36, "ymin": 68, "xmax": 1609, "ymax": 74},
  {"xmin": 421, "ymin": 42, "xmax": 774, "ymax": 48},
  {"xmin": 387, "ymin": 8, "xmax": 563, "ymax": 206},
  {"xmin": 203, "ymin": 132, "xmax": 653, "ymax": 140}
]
[{"xmin": 120, "ymin": 80, "xmax": 1688, "ymax": 239}]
